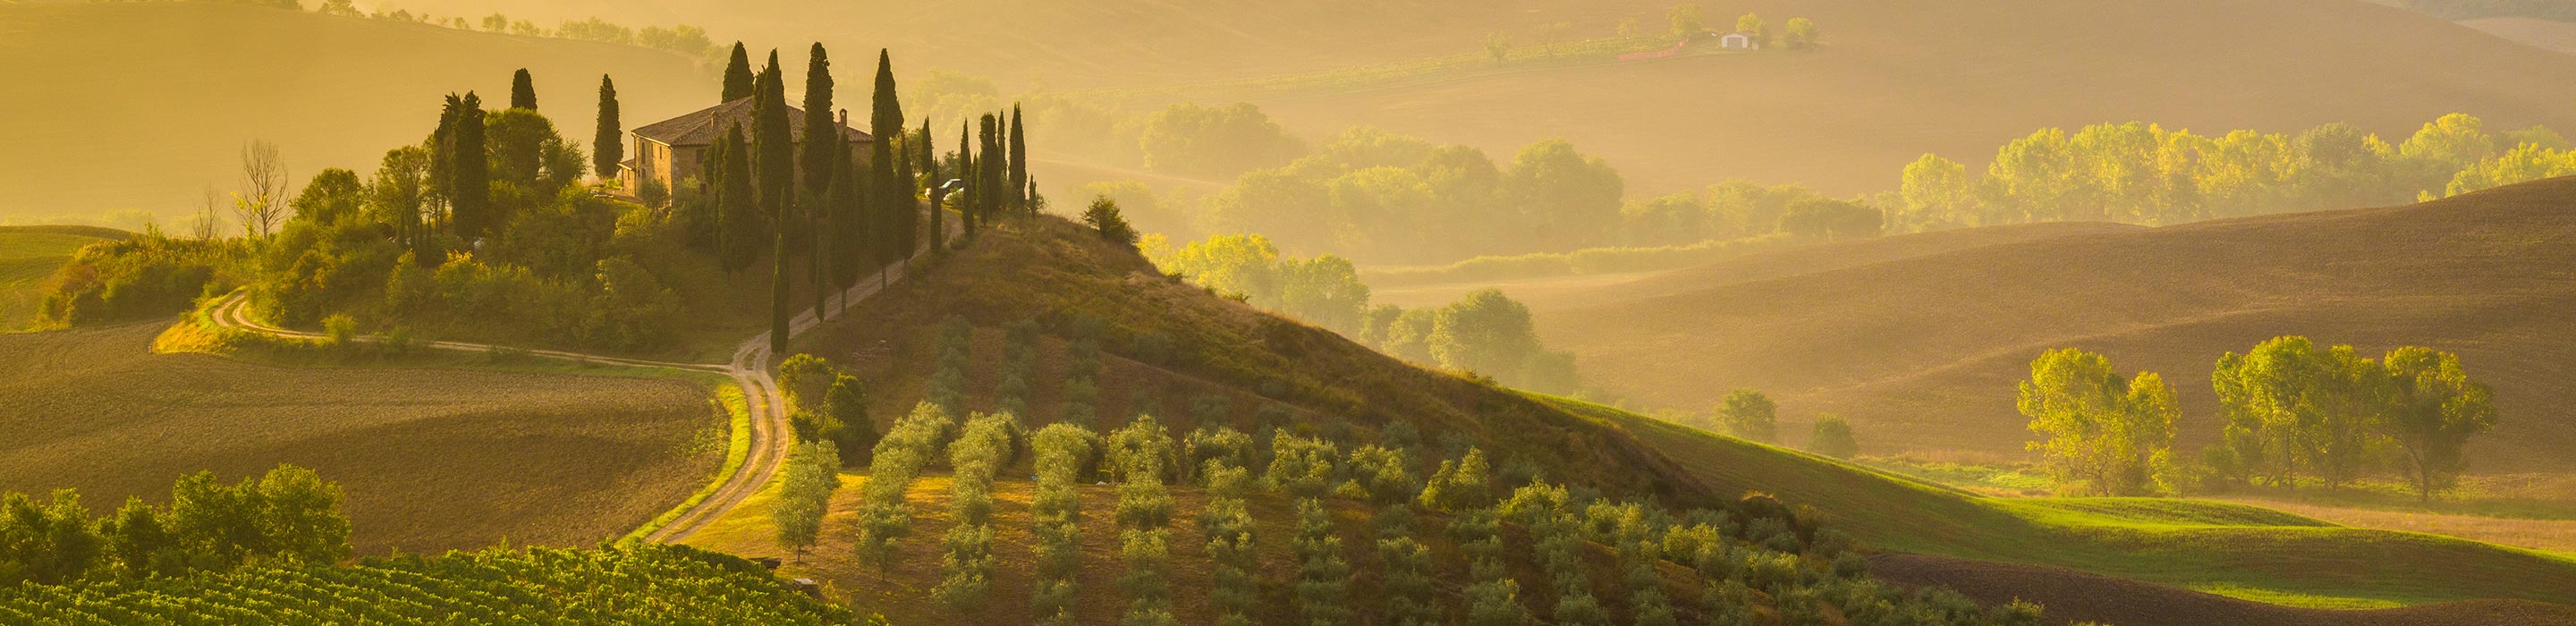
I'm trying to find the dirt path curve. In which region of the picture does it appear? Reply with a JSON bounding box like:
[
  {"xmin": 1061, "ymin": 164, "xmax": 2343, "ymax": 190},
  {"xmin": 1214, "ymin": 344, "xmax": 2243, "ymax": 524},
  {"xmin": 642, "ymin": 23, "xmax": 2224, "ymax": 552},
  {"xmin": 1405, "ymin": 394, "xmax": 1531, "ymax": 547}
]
[{"xmin": 206, "ymin": 210, "xmax": 946, "ymax": 544}]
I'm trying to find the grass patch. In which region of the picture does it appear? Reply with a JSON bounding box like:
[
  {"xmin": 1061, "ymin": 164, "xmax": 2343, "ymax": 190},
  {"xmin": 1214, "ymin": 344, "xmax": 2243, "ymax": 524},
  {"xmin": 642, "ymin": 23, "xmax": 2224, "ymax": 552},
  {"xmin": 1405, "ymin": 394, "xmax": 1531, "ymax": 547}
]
[{"xmin": 627, "ymin": 384, "xmax": 757, "ymax": 542}]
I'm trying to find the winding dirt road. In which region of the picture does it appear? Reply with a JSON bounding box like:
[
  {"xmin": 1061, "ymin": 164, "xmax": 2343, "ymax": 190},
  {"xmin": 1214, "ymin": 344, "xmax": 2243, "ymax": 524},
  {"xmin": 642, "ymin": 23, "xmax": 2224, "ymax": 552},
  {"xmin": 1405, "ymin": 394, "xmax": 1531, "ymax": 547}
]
[{"xmin": 207, "ymin": 215, "xmax": 938, "ymax": 544}]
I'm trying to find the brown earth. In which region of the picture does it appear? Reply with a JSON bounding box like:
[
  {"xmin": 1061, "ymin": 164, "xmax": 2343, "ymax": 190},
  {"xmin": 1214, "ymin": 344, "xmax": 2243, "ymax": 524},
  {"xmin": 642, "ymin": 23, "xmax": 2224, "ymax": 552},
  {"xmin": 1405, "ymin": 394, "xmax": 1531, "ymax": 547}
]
[
  {"xmin": 1539, "ymin": 176, "xmax": 2576, "ymax": 470},
  {"xmin": 0, "ymin": 322, "xmax": 723, "ymax": 554},
  {"xmin": 1869, "ymin": 553, "xmax": 2576, "ymax": 626}
]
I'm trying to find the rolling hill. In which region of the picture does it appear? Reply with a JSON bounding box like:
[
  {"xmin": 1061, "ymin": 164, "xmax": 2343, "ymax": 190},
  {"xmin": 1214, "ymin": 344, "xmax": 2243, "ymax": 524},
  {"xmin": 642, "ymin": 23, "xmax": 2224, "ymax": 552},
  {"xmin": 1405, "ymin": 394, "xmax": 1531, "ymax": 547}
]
[
  {"xmin": 0, "ymin": 320, "xmax": 725, "ymax": 554},
  {"xmin": 353, "ymin": 0, "xmax": 2576, "ymax": 200},
  {"xmin": 690, "ymin": 216, "xmax": 2576, "ymax": 618},
  {"xmin": 1538, "ymin": 175, "xmax": 2576, "ymax": 472},
  {"xmin": 0, "ymin": 3, "xmax": 714, "ymax": 219}
]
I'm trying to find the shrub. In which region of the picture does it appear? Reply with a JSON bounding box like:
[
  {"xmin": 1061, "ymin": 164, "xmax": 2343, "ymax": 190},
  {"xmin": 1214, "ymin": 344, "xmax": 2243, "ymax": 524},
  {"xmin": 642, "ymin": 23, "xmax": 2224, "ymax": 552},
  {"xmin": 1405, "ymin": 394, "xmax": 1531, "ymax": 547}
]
[
  {"xmin": 320, "ymin": 313, "xmax": 360, "ymax": 354},
  {"xmin": 1264, "ymin": 432, "xmax": 1341, "ymax": 498}
]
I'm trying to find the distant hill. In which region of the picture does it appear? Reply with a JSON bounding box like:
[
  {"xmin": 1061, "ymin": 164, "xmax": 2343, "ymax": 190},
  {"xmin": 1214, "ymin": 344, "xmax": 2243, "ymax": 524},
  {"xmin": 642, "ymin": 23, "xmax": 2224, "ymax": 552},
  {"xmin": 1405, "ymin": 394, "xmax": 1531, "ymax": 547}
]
[
  {"xmin": 0, "ymin": 3, "xmax": 714, "ymax": 218},
  {"xmin": 1539, "ymin": 176, "xmax": 2576, "ymax": 471}
]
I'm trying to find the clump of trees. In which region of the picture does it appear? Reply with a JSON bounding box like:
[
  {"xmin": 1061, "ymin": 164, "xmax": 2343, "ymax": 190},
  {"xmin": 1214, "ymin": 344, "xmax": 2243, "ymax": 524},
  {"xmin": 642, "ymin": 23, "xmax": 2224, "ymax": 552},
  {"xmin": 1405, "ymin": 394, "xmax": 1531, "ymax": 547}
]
[
  {"xmin": 2018, "ymin": 338, "xmax": 2499, "ymax": 501},
  {"xmin": 0, "ymin": 465, "xmax": 349, "ymax": 586},
  {"xmin": 779, "ymin": 353, "xmax": 877, "ymax": 465},
  {"xmin": 2017, "ymin": 348, "xmax": 2180, "ymax": 496},
  {"xmin": 1366, "ymin": 289, "xmax": 1582, "ymax": 394},
  {"xmin": 1196, "ymin": 128, "xmax": 1626, "ymax": 264},
  {"xmin": 1144, "ymin": 233, "xmax": 1370, "ymax": 335},
  {"xmin": 1136, "ymin": 103, "xmax": 1305, "ymax": 180},
  {"xmin": 2210, "ymin": 337, "xmax": 2497, "ymax": 500}
]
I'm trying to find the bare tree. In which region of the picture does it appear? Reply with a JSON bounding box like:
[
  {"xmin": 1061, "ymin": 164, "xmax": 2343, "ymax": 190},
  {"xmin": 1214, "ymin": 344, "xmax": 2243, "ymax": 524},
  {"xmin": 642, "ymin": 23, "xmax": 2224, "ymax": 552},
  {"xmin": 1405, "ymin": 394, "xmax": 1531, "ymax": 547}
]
[
  {"xmin": 196, "ymin": 186, "xmax": 223, "ymax": 241},
  {"xmin": 235, "ymin": 140, "xmax": 290, "ymax": 238}
]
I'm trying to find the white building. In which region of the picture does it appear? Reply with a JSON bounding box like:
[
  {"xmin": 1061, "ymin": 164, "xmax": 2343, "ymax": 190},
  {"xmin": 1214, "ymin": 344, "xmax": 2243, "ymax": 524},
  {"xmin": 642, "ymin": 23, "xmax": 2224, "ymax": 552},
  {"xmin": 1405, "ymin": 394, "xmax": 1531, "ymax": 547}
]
[{"xmin": 1720, "ymin": 31, "xmax": 1761, "ymax": 51}]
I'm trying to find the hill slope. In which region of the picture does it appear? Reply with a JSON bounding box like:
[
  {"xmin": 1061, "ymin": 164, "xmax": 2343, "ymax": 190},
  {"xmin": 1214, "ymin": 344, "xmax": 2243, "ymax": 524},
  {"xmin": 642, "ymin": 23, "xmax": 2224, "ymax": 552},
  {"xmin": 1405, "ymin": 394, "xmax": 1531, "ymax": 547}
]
[
  {"xmin": 0, "ymin": 226, "xmax": 125, "ymax": 331},
  {"xmin": 1540, "ymin": 176, "xmax": 2576, "ymax": 470},
  {"xmin": 0, "ymin": 322, "xmax": 723, "ymax": 554},
  {"xmin": 0, "ymin": 3, "xmax": 712, "ymax": 218},
  {"xmin": 735, "ymin": 216, "xmax": 2576, "ymax": 614}
]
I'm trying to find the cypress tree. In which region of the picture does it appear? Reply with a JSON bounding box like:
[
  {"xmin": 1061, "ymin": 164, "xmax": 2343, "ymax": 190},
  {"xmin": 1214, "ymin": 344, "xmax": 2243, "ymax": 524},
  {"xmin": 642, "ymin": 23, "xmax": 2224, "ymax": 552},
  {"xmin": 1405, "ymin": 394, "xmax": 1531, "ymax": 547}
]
[
  {"xmin": 979, "ymin": 113, "xmax": 1004, "ymax": 224},
  {"xmin": 800, "ymin": 44, "xmax": 838, "ymax": 203},
  {"xmin": 800, "ymin": 44, "xmax": 838, "ymax": 320},
  {"xmin": 1009, "ymin": 105, "xmax": 1028, "ymax": 216},
  {"xmin": 510, "ymin": 69, "xmax": 537, "ymax": 109},
  {"xmin": 752, "ymin": 52, "xmax": 797, "ymax": 356},
  {"xmin": 830, "ymin": 116, "xmax": 866, "ymax": 292},
  {"xmin": 866, "ymin": 50, "xmax": 905, "ymax": 277},
  {"xmin": 894, "ymin": 124, "xmax": 919, "ymax": 262},
  {"xmin": 445, "ymin": 91, "xmax": 490, "ymax": 241},
  {"xmin": 591, "ymin": 74, "xmax": 622, "ymax": 180},
  {"xmin": 716, "ymin": 123, "xmax": 760, "ymax": 274},
  {"xmin": 919, "ymin": 118, "xmax": 937, "ymax": 253},
  {"xmin": 958, "ymin": 120, "xmax": 976, "ymax": 241},
  {"xmin": 722, "ymin": 43, "xmax": 755, "ymax": 102}
]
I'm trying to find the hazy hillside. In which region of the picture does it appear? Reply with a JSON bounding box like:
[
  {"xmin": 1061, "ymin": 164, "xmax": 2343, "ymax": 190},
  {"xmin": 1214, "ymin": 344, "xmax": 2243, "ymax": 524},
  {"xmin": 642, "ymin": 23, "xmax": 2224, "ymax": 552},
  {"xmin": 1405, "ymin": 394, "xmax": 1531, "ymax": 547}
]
[
  {"xmin": 0, "ymin": 3, "xmax": 713, "ymax": 219},
  {"xmin": 1540, "ymin": 176, "xmax": 2576, "ymax": 470},
  {"xmin": 723, "ymin": 216, "xmax": 2576, "ymax": 614}
]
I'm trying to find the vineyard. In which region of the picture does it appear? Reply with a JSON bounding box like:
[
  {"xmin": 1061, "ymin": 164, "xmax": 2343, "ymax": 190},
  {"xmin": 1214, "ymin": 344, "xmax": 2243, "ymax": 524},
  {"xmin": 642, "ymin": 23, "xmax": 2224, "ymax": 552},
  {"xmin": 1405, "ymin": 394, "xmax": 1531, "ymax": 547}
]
[
  {"xmin": 726, "ymin": 316, "xmax": 2065, "ymax": 626},
  {"xmin": 0, "ymin": 543, "xmax": 849, "ymax": 625}
]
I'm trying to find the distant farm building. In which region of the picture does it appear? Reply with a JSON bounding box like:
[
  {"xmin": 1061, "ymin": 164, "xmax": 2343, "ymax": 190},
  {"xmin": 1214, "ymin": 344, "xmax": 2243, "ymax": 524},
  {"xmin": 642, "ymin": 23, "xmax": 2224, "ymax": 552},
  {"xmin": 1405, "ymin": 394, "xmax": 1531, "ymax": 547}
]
[
  {"xmin": 1720, "ymin": 32, "xmax": 1760, "ymax": 50},
  {"xmin": 620, "ymin": 97, "xmax": 872, "ymax": 193}
]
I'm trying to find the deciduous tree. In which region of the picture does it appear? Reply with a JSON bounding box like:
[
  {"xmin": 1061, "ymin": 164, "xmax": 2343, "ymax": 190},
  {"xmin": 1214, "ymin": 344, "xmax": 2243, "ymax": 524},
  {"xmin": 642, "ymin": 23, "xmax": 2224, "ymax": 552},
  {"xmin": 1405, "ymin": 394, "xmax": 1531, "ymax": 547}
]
[{"xmin": 2019, "ymin": 348, "xmax": 2177, "ymax": 495}]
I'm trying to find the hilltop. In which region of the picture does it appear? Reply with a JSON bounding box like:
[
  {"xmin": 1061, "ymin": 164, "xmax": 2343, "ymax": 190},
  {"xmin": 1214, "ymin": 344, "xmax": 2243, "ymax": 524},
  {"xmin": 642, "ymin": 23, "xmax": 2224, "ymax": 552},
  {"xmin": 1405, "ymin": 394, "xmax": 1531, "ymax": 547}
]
[
  {"xmin": 0, "ymin": 3, "xmax": 713, "ymax": 218},
  {"xmin": 690, "ymin": 216, "xmax": 2576, "ymax": 618},
  {"xmin": 1540, "ymin": 175, "xmax": 2576, "ymax": 471}
]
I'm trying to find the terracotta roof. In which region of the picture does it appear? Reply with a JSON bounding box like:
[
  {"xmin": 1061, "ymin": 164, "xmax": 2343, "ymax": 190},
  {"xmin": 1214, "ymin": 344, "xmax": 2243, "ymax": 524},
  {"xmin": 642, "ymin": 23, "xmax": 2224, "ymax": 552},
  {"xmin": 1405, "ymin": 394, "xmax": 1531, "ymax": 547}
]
[{"xmin": 631, "ymin": 97, "xmax": 872, "ymax": 148}]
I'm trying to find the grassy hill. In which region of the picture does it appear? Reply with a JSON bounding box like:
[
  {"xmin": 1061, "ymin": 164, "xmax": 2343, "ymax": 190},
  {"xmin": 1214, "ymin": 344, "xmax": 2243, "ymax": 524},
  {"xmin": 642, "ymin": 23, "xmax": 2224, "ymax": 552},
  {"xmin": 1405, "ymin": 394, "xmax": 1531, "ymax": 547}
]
[
  {"xmin": 1541, "ymin": 176, "xmax": 2576, "ymax": 471},
  {"xmin": 0, "ymin": 321, "xmax": 725, "ymax": 554},
  {"xmin": 0, "ymin": 225, "xmax": 125, "ymax": 331},
  {"xmin": 0, "ymin": 3, "xmax": 713, "ymax": 219},
  {"xmin": 684, "ymin": 216, "xmax": 2576, "ymax": 619}
]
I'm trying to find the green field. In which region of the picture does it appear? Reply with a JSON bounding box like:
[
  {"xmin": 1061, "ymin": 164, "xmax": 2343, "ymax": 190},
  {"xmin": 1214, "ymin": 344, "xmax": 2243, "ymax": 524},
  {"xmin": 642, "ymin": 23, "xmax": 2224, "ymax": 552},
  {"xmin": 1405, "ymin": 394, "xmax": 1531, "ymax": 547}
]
[{"xmin": 1562, "ymin": 397, "xmax": 2576, "ymax": 608}]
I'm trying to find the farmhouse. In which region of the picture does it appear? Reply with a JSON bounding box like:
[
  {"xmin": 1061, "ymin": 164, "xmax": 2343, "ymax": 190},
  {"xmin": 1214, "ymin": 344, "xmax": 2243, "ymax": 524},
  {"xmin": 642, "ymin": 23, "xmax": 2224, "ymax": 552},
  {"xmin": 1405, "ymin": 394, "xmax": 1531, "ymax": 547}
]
[
  {"xmin": 620, "ymin": 97, "xmax": 873, "ymax": 193},
  {"xmin": 1720, "ymin": 31, "xmax": 1761, "ymax": 50}
]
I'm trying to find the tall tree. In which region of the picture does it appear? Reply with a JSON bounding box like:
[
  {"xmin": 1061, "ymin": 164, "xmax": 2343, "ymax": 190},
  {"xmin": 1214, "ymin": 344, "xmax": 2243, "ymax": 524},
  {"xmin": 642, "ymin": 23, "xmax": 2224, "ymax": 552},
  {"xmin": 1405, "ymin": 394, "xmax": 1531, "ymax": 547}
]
[
  {"xmin": 721, "ymin": 42, "xmax": 755, "ymax": 102},
  {"xmin": 443, "ymin": 92, "xmax": 491, "ymax": 241},
  {"xmin": 867, "ymin": 50, "xmax": 906, "ymax": 276},
  {"xmin": 800, "ymin": 44, "xmax": 838, "ymax": 319},
  {"xmin": 917, "ymin": 117, "xmax": 936, "ymax": 255},
  {"xmin": 714, "ymin": 123, "xmax": 760, "ymax": 274},
  {"xmin": 979, "ymin": 113, "xmax": 1003, "ymax": 224},
  {"xmin": 2380, "ymin": 347, "xmax": 2497, "ymax": 502},
  {"xmin": 957, "ymin": 120, "xmax": 977, "ymax": 241},
  {"xmin": 752, "ymin": 52, "xmax": 796, "ymax": 356},
  {"xmin": 591, "ymin": 74, "xmax": 622, "ymax": 181},
  {"xmin": 829, "ymin": 116, "xmax": 866, "ymax": 294},
  {"xmin": 1712, "ymin": 389, "xmax": 1775, "ymax": 442},
  {"xmin": 1009, "ymin": 105, "xmax": 1029, "ymax": 216},
  {"xmin": 509, "ymin": 69, "xmax": 537, "ymax": 109}
]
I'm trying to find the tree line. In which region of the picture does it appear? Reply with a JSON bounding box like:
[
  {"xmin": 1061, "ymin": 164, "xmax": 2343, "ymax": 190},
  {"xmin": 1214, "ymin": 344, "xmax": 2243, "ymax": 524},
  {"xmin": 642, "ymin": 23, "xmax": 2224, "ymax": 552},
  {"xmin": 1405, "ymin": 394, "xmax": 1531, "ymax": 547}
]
[
  {"xmin": 0, "ymin": 465, "xmax": 349, "ymax": 587},
  {"xmin": 2017, "ymin": 339, "xmax": 2497, "ymax": 500}
]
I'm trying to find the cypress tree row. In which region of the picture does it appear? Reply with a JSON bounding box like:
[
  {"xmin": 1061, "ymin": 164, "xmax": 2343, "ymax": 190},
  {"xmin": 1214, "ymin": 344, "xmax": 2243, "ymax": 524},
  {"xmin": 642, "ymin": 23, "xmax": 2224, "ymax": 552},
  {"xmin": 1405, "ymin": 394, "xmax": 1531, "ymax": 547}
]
[
  {"xmin": 509, "ymin": 68, "xmax": 537, "ymax": 110},
  {"xmin": 721, "ymin": 42, "xmax": 754, "ymax": 102},
  {"xmin": 591, "ymin": 74, "xmax": 622, "ymax": 181},
  {"xmin": 829, "ymin": 115, "xmax": 867, "ymax": 295},
  {"xmin": 1009, "ymin": 105, "xmax": 1029, "ymax": 216}
]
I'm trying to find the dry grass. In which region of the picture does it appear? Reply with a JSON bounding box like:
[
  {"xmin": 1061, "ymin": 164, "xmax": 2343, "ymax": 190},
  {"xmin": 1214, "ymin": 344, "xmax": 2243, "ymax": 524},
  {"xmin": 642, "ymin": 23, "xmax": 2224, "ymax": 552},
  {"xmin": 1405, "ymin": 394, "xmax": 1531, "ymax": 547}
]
[
  {"xmin": 0, "ymin": 322, "xmax": 725, "ymax": 554},
  {"xmin": 1543, "ymin": 177, "xmax": 2576, "ymax": 471}
]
